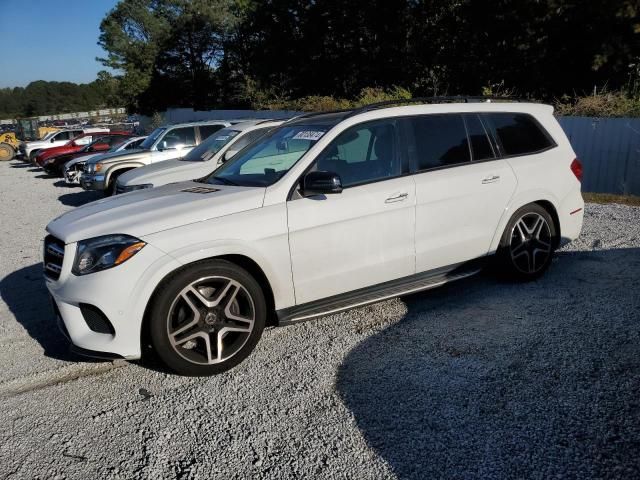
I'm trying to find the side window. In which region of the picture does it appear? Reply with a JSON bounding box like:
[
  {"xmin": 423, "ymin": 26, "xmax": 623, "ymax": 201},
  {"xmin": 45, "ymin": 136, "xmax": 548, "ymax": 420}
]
[
  {"xmin": 315, "ymin": 120, "xmax": 399, "ymax": 187},
  {"xmin": 161, "ymin": 127, "xmax": 196, "ymax": 149},
  {"xmin": 199, "ymin": 124, "xmax": 225, "ymax": 141},
  {"xmin": 230, "ymin": 128, "xmax": 269, "ymax": 152},
  {"xmin": 55, "ymin": 131, "xmax": 71, "ymax": 141},
  {"xmin": 74, "ymin": 136, "xmax": 93, "ymax": 145},
  {"xmin": 464, "ymin": 114, "xmax": 495, "ymax": 161},
  {"xmin": 409, "ymin": 114, "xmax": 470, "ymax": 170},
  {"xmin": 126, "ymin": 138, "xmax": 145, "ymax": 149},
  {"xmin": 488, "ymin": 113, "xmax": 554, "ymax": 156}
]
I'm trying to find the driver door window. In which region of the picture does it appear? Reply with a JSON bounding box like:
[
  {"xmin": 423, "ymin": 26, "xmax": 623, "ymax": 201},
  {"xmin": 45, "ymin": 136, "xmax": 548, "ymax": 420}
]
[{"xmin": 314, "ymin": 121, "xmax": 401, "ymax": 187}]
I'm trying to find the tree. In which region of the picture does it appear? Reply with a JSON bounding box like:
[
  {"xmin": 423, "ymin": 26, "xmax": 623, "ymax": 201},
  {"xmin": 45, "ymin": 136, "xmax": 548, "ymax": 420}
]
[{"xmin": 99, "ymin": 0, "xmax": 238, "ymax": 113}]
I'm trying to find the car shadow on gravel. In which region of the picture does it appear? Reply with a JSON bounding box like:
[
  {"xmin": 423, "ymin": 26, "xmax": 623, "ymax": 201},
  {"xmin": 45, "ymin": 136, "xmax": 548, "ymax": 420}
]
[
  {"xmin": 58, "ymin": 191, "xmax": 103, "ymax": 207},
  {"xmin": 337, "ymin": 247, "xmax": 640, "ymax": 479},
  {"xmin": 1, "ymin": 263, "xmax": 103, "ymax": 363}
]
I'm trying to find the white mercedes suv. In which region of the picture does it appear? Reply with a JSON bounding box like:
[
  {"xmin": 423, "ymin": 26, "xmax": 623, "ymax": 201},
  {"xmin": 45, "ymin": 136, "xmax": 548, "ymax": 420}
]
[{"xmin": 44, "ymin": 99, "xmax": 584, "ymax": 376}]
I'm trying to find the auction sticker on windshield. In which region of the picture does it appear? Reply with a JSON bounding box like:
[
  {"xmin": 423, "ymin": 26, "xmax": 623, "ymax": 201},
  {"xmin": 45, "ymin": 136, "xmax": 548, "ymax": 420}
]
[{"xmin": 292, "ymin": 130, "xmax": 325, "ymax": 141}]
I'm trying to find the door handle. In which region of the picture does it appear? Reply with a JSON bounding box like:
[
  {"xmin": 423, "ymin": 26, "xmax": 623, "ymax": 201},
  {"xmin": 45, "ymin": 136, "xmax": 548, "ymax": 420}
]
[
  {"xmin": 385, "ymin": 192, "xmax": 409, "ymax": 203},
  {"xmin": 482, "ymin": 175, "xmax": 500, "ymax": 184}
]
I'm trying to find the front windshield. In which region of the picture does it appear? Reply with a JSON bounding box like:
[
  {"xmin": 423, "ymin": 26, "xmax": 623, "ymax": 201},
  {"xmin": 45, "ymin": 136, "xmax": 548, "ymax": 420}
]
[
  {"xmin": 41, "ymin": 131, "xmax": 56, "ymax": 141},
  {"xmin": 206, "ymin": 125, "xmax": 328, "ymax": 187},
  {"xmin": 139, "ymin": 127, "xmax": 165, "ymax": 150},
  {"xmin": 182, "ymin": 129, "xmax": 240, "ymax": 162}
]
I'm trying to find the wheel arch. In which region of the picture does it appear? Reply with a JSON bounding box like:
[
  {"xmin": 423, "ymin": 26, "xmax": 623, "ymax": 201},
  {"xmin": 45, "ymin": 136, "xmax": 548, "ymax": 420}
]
[
  {"xmin": 105, "ymin": 163, "xmax": 144, "ymax": 186},
  {"xmin": 140, "ymin": 253, "xmax": 279, "ymax": 352},
  {"xmin": 490, "ymin": 191, "xmax": 562, "ymax": 253}
]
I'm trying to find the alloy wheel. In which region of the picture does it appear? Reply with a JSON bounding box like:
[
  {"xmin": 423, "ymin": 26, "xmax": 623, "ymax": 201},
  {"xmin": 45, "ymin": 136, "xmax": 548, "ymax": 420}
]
[
  {"xmin": 167, "ymin": 276, "xmax": 256, "ymax": 365},
  {"xmin": 509, "ymin": 212, "xmax": 552, "ymax": 274}
]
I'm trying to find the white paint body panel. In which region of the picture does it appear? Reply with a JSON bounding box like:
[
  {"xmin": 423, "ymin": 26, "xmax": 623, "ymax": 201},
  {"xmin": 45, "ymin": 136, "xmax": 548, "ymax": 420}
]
[
  {"xmin": 414, "ymin": 159, "xmax": 517, "ymax": 271},
  {"xmin": 287, "ymin": 176, "xmax": 416, "ymax": 304}
]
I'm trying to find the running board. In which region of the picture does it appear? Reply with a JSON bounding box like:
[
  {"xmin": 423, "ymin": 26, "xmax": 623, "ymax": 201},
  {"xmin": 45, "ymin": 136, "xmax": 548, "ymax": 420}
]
[{"xmin": 276, "ymin": 258, "xmax": 486, "ymax": 326}]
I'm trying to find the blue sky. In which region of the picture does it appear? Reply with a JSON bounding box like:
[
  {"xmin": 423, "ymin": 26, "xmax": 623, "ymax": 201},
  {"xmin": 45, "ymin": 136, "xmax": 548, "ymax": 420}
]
[{"xmin": 0, "ymin": 0, "xmax": 120, "ymax": 88}]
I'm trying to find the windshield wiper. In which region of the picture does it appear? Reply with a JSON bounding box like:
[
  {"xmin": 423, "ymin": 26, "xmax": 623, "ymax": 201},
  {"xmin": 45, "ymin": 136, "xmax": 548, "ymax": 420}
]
[{"xmin": 210, "ymin": 176, "xmax": 239, "ymax": 186}]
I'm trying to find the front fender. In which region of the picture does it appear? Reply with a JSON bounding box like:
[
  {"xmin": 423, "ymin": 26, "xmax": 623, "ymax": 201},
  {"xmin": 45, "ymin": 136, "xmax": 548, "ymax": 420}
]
[
  {"xmin": 104, "ymin": 162, "xmax": 146, "ymax": 185},
  {"xmin": 163, "ymin": 239, "xmax": 295, "ymax": 310}
]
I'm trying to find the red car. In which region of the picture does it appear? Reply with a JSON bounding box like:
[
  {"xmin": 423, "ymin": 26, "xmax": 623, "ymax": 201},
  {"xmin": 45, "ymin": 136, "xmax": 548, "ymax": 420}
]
[
  {"xmin": 35, "ymin": 131, "xmax": 130, "ymax": 167},
  {"xmin": 41, "ymin": 134, "xmax": 135, "ymax": 176}
]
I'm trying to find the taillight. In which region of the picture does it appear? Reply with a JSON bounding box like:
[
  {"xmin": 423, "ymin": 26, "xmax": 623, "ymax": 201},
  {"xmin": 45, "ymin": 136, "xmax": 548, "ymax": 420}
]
[{"xmin": 570, "ymin": 158, "xmax": 583, "ymax": 182}]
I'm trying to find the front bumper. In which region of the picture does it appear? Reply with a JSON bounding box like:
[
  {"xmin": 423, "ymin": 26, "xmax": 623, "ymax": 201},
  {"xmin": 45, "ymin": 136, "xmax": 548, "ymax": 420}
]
[
  {"xmin": 80, "ymin": 173, "xmax": 106, "ymax": 191},
  {"xmin": 64, "ymin": 169, "xmax": 82, "ymax": 185},
  {"xmin": 45, "ymin": 239, "xmax": 182, "ymax": 359}
]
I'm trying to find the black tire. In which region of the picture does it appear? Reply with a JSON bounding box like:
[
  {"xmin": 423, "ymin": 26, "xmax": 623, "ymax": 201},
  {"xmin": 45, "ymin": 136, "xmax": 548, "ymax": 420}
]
[
  {"xmin": 495, "ymin": 203, "xmax": 557, "ymax": 281},
  {"xmin": 147, "ymin": 259, "xmax": 267, "ymax": 376},
  {"xmin": 106, "ymin": 171, "xmax": 123, "ymax": 196},
  {"xmin": 0, "ymin": 143, "xmax": 14, "ymax": 161}
]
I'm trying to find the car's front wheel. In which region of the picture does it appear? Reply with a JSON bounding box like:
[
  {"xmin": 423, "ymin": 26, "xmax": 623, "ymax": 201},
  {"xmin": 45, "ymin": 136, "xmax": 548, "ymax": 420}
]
[
  {"xmin": 496, "ymin": 204, "xmax": 557, "ymax": 281},
  {"xmin": 147, "ymin": 260, "xmax": 266, "ymax": 376}
]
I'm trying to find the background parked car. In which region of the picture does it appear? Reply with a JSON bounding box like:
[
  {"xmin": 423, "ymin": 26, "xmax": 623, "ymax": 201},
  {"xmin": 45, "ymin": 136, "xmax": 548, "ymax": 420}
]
[
  {"xmin": 116, "ymin": 120, "xmax": 283, "ymax": 193},
  {"xmin": 81, "ymin": 120, "xmax": 239, "ymax": 195},
  {"xmin": 35, "ymin": 131, "xmax": 131, "ymax": 168},
  {"xmin": 19, "ymin": 127, "xmax": 109, "ymax": 161},
  {"xmin": 64, "ymin": 136, "xmax": 147, "ymax": 185}
]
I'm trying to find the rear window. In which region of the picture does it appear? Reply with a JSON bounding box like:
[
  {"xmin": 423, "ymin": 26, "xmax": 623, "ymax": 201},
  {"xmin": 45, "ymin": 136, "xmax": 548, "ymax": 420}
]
[
  {"xmin": 408, "ymin": 114, "xmax": 470, "ymax": 170},
  {"xmin": 488, "ymin": 113, "xmax": 554, "ymax": 156}
]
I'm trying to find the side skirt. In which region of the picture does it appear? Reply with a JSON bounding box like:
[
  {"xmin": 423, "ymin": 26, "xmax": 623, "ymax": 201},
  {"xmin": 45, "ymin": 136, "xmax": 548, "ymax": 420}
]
[{"xmin": 276, "ymin": 257, "xmax": 487, "ymax": 326}]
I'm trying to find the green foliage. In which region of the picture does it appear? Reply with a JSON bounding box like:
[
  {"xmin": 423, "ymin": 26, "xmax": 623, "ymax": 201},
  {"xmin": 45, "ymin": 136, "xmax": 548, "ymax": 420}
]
[
  {"xmin": 0, "ymin": 75, "xmax": 123, "ymax": 119},
  {"xmin": 98, "ymin": 0, "xmax": 238, "ymax": 113},
  {"xmin": 555, "ymin": 91, "xmax": 640, "ymax": 117},
  {"xmin": 253, "ymin": 86, "xmax": 413, "ymax": 112}
]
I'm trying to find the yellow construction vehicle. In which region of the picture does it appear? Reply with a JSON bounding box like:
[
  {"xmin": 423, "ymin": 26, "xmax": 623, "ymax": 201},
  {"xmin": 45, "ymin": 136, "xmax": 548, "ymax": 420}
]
[
  {"xmin": 0, "ymin": 121, "xmax": 60, "ymax": 161},
  {"xmin": 0, "ymin": 131, "xmax": 19, "ymax": 161}
]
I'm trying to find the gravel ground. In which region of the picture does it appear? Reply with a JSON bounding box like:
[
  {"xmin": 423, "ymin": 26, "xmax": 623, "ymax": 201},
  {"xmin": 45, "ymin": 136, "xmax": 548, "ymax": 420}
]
[{"xmin": 0, "ymin": 159, "xmax": 639, "ymax": 479}]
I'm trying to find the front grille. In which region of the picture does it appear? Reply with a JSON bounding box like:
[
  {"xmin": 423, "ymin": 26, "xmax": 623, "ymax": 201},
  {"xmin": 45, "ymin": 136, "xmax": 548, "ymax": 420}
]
[
  {"xmin": 44, "ymin": 235, "xmax": 65, "ymax": 280},
  {"xmin": 79, "ymin": 304, "xmax": 115, "ymax": 334},
  {"xmin": 19, "ymin": 143, "xmax": 26, "ymax": 154}
]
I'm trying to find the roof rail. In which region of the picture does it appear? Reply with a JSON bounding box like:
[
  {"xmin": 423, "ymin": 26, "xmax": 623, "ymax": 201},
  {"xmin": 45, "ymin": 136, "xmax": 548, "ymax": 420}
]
[
  {"xmin": 345, "ymin": 95, "xmax": 531, "ymax": 118},
  {"xmin": 289, "ymin": 108, "xmax": 354, "ymax": 121}
]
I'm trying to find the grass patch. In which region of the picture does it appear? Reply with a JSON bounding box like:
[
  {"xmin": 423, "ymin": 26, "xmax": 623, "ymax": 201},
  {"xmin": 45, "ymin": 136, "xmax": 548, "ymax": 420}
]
[{"xmin": 583, "ymin": 192, "xmax": 640, "ymax": 206}]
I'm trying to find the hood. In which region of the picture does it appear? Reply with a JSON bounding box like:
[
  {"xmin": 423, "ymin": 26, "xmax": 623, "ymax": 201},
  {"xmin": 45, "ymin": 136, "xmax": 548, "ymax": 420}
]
[
  {"xmin": 46, "ymin": 181, "xmax": 266, "ymax": 244},
  {"xmin": 38, "ymin": 145, "xmax": 76, "ymax": 159},
  {"xmin": 86, "ymin": 148, "xmax": 148, "ymax": 165},
  {"xmin": 65, "ymin": 152, "xmax": 101, "ymax": 167},
  {"xmin": 119, "ymin": 159, "xmax": 215, "ymax": 187}
]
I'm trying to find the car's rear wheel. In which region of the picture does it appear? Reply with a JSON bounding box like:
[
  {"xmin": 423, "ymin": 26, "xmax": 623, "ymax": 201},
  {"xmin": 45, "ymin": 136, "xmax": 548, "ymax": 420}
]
[
  {"xmin": 148, "ymin": 260, "xmax": 266, "ymax": 376},
  {"xmin": 496, "ymin": 204, "xmax": 556, "ymax": 281}
]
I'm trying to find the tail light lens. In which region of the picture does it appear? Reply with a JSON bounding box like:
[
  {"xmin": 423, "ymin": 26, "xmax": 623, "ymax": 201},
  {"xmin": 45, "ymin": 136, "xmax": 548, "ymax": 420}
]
[{"xmin": 570, "ymin": 158, "xmax": 583, "ymax": 182}]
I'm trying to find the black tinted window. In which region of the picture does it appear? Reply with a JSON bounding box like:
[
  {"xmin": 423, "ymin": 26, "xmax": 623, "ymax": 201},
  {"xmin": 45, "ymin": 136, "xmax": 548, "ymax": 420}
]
[
  {"xmin": 409, "ymin": 115, "xmax": 470, "ymax": 170},
  {"xmin": 315, "ymin": 120, "xmax": 399, "ymax": 187},
  {"xmin": 464, "ymin": 115, "xmax": 495, "ymax": 161},
  {"xmin": 489, "ymin": 113, "xmax": 553, "ymax": 156},
  {"xmin": 199, "ymin": 124, "xmax": 225, "ymax": 141}
]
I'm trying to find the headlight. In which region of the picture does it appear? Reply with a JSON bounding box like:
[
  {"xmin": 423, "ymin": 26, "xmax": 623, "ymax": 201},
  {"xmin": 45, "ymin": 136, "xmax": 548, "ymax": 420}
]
[
  {"xmin": 72, "ymin": 235, "xmax": 146, "ymax": 276},
  {"xmin": 121, "ymin": 183, "xmax": 153, "ymax": 193}
]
